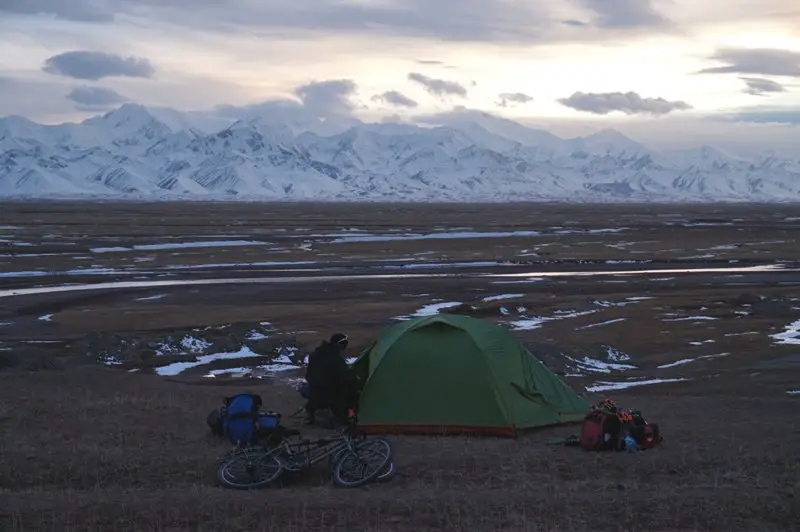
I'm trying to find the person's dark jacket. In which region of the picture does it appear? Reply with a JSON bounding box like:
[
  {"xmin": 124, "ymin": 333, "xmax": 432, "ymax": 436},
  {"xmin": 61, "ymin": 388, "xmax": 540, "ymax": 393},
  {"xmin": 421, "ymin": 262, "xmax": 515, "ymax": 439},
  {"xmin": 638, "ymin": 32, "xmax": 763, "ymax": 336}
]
[{"xmin": 305, "ymin": 341, "xmax": 360, "ymax": 411}]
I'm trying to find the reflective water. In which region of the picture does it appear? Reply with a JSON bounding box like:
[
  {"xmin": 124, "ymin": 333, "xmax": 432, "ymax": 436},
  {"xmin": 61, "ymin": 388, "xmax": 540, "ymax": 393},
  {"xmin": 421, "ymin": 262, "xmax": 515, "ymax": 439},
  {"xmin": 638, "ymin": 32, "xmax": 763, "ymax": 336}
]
[
  {"xmin": 0, "ymin": 264, "xmax": 794, "ymax": 299},
  {"xmin": 0, "ymin": 273, "xmax": 452, "ymax": 298}
]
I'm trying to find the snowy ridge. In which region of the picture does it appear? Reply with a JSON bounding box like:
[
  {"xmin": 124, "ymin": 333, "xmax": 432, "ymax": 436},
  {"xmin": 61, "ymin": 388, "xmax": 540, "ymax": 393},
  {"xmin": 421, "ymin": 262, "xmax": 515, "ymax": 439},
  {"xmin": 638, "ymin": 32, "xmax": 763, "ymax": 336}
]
[{"xmin": 1, "ymin": 103, "xmax": 799, "ymax": 202}]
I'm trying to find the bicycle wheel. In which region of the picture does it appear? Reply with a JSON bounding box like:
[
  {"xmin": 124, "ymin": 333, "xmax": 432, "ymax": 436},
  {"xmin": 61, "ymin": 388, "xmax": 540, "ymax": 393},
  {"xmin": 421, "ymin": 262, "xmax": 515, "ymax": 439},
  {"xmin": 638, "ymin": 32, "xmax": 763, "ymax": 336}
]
[
  {"xmin": 330, "ymin": 448, "xmax": 396, "ymax": 482},
  {"xmin": 217, "ymin": 449, "xmax": 283, "ymax": 490},
  {"xmin": 376, "ymin": 459, "xmax": 396, "ymax": 483},
  {"xmin": 332, "ymin": 437, "xmax": 392, "ymax": 488}
]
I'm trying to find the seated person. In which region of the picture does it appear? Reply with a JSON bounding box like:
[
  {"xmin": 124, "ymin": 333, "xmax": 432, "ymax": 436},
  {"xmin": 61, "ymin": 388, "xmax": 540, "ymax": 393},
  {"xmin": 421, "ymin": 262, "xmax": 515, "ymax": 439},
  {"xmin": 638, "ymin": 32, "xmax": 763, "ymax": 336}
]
[{"xmin": 304, "ymin": 333, "xmax": 360, "ymax": 426}]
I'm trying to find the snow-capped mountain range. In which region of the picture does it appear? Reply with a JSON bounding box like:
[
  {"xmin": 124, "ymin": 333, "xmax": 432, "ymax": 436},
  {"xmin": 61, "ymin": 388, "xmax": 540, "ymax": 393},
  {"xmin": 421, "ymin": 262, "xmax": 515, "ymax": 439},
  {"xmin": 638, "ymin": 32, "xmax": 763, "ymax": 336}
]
[{"xmin": 1, "ymin": 104, "xmax": 798, "ymax": 202}]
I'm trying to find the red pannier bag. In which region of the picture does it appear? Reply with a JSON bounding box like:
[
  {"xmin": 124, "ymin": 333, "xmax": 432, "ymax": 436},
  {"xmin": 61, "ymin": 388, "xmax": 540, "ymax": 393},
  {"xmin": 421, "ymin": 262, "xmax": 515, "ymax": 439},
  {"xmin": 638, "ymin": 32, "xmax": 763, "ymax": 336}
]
[{"xmin": 579, "ymin": 410, "xmax": 622, "ymax": 451}]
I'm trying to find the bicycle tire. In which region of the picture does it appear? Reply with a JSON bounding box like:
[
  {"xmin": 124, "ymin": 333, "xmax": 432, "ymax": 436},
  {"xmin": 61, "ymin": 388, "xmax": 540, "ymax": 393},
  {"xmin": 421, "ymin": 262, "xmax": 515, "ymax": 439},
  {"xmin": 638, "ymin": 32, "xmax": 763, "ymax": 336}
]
[
  {"xmin": 375, "ymin": 459, "xmax": 396, "ymax": 483},
  {"xmin": 329, "ymin": 447, "xmax": 395, "ymax": 482},
  {"xmin": 217, "ymin": 449, "xmax": 283, "ymax": 490},
  {"xmin": 332, "ymin": 437, "xmax": 392, "ymax": 488}
]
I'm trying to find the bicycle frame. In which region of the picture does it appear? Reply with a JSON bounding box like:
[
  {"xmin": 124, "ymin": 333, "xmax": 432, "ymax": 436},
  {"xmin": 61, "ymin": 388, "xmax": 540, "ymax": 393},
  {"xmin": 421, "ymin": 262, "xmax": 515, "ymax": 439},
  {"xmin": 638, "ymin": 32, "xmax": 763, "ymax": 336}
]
[
  {"xmin": 271, "ymin": 429, "xmax": 362, "ymax": 472},
  {"xmin": 220, "ymin": 412, "xmax": 367, "ymax": 470}
]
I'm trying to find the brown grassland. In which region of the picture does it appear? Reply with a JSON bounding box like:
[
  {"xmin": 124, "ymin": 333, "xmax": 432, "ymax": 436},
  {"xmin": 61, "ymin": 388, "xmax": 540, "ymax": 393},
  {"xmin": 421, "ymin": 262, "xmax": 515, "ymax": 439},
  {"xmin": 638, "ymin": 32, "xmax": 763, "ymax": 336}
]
[{"xmin": 1, "ymin": 201, "xmax": 799, "ymax": 531}]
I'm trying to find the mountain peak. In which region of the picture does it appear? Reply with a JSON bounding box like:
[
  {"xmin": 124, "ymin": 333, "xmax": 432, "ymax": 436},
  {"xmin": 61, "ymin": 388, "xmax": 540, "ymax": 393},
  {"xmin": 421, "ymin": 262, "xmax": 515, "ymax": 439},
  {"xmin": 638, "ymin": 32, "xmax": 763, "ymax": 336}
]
[
  {"xmin": 82, "ymin": 103, "xmax": 165, "ymax": 130},
  {"xmin": 0, "ymin": 115, "xmax": 41, "ymax": 137},
  {"xmin": 586, "ymin": 128, "xmax": 627, "ymax": 141},
  {"xmin": 2, "ymin": 104, "xmax": 798, "ymax": 201}
]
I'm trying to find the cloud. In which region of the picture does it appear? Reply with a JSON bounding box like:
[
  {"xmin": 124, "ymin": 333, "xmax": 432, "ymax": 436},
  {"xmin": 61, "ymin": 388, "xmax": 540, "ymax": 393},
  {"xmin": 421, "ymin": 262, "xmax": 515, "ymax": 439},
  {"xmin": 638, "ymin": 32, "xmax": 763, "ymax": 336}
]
[
  {"xmin": 497, "ymin": 92, "xmax": 533, "ymax": 107},
  {"xmin": 0, "ymin": 0, "xmax": 114, "ymax": 22},
  {"xmin": 168, "ymin": 0, "xmax": 557, "ymax": 43},
  {"xmin": 740, "ymin": 77, "xmax": 788, "ymax": 96},
  {"xmin": 42, "ymin": 51, "xmax": 155, "ymax": 81},
  {"xmin": 0, "ymin": 0, "xmax": 686, "ymax": 47},
  {"xmin": 2, "ymin": 0, "xmax": 565, "ymax": 44},
  {"xmin": 558, "ymin": 91, "xmax": 692, "ymax": 116},
  {"xmin": 573, "ymin": 0, "xmax": 668, "ymax": 29},
  {"xmin": 66, "ymin": 86, "xmax": 129, "ymax": 110},
  {"xmin": 725, "ymin": 107, "xmax": 800, "ymax": 125},
  {"xmin": 372, "ymin": 91, "xmax": 418, "ymax": 108},
  {"xmin": 209, "ymin": 79, "xmax": 361, "ymax": 126},
  {"xmin": 0, "ymin": 76, "xmax": 75, "ymax": 120},
  {"xmin": 407, "ymin": 73, "xmax": 467, "ymax": 97},
  {"xmin": 293, "ymin": 79, "xmax": 358, "ymax": 115},
  {"xmin": 698, "ymin": 48, "xmax": 800, "ymax": 77}
]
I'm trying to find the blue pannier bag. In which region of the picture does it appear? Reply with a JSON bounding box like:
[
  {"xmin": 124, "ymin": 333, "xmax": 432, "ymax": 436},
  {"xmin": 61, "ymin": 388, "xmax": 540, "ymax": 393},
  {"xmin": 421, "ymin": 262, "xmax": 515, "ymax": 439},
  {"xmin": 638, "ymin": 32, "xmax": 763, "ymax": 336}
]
[
  {"xmin": 222, "ymin": 393, "xmax": 259, "ymax": 444},
  {"xmin": 258, "ymin": 411, "xmax": 280, "ymax": 429},
  {"xmin": 219, "ymin": 393, "xmax": 282, "ymax": 445}
]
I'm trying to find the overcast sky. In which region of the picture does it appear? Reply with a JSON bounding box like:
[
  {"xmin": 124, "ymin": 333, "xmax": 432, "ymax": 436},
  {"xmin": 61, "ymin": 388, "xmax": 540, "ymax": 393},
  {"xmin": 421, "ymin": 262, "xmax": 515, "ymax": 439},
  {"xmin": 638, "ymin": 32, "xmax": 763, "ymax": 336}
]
[{"xmin": 1, "ymin": 0, "xmax": 798, "ymax": 150}]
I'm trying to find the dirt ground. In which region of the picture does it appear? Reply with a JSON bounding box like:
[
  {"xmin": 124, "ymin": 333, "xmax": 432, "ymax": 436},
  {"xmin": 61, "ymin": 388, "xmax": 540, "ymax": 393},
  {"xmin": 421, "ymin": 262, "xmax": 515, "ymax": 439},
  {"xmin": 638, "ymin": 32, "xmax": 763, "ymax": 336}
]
[{"xmin": 1, "ymin": 201, "xmax": 800, "ymax": 531}]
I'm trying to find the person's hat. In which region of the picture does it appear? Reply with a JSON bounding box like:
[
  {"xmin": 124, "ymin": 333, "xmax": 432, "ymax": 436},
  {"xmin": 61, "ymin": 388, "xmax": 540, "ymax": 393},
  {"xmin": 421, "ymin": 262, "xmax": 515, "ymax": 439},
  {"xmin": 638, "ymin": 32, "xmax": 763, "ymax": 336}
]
[{"xmin": 330, "ymin": 333, "xmax": 349, "ymax": 347}]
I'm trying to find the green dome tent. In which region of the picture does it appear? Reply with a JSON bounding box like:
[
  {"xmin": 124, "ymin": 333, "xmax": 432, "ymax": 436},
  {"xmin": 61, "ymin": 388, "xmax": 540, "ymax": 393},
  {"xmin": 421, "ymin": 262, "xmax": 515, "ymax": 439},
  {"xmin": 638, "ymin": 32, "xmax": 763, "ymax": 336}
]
[{"xmin": 351, "ymin": 314, "xmax": 589, "ymax": 437}]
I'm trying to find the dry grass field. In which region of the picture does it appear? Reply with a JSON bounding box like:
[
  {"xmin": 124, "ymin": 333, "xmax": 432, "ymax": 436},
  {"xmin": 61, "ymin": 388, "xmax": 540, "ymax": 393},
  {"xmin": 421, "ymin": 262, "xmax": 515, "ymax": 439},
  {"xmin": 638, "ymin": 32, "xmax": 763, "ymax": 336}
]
[{"xmin": 1, "ymin": 201, "xmax": 799, "ymax": 531}]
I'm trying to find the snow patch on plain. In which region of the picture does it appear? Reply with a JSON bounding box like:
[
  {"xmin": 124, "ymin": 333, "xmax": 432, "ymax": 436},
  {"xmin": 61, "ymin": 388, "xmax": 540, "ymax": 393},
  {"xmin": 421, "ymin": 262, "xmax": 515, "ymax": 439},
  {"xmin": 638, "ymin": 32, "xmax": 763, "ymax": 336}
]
[
  {"xmin": 771, "ymin": 319, "xmax": 800, "ymax": 345},
  {"xmin": 586, "ymin": 378, "xmax": 689, "ymax": 392},
  {"xmin": 566, "ymin": 355, "xmax": 637, "ymax": 373},
  {"xmin": 155, "ymin": 346, "xmax": 264, "ymax": 376},
  {"xmin": 510, "ymin": 309, "xmax": 597, "ymax": 331},
  {"xmin": 413, "ymin": 301, "xmax": 464, "ymax": 316}
]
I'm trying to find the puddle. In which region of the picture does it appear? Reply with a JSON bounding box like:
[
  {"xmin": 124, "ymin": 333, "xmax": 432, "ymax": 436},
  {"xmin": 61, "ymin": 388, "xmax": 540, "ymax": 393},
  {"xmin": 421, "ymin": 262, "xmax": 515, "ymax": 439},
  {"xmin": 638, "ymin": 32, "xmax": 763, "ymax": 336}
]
[
  {"xmin": 481, "ymin": 293, "xmax": 524, "ymax": 302},
  {"xmin": 488, "ymin": 264, "xmax": 791, "ymax": 279},
  {"xmin": 38, "ymin": 314, "xmax": 53, "ymax": 322},
  {"xmin": 0, "ymin": 267, "xmax": 133, "ymax": 279},
  {"xmin": 387, "ymin": 261, "xmax": 506, "ymax": 270},
  {"xmin": 657, "ymin": 353, "xmax": 730, "ymax": 369},
  {"xmin": 492, "ymin": 277, "xmax": 546, "ymax": 284},
  {"xmin": 2, "ymin": 264, "xmax": 795, "ymax": 299},
  {"xmin": 327, "ymin": 230, "xmax": 543, "ymax": 243},
  {"xmin": 586, "ymin": 378, "xmax": 689, "ymax": 392},
  {"xmin": 554, "ymin": 228, "xmax": 628, "ymax": 234},
  {"xmin": 161, "ymin": 261, "xmax": 318, "ymax": 270},
  {"xmin": 0, "ymin": 273, "xmax": 454, "ymax": 298},
  {"xmin": 657, "ymin": 358, "xmax": 695, "ymax": 369},
  {"xmin": 90, "ymin": 240, "xmax": 270, "ymax": 252},
  {"xmin": 662, "ymin": 316, "xmax": 719, "ymax": 322},
  {"xmin": 576, "ymin": 318, "xmax": 627, "ymax": 330}
]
